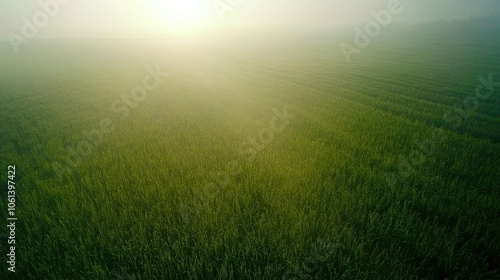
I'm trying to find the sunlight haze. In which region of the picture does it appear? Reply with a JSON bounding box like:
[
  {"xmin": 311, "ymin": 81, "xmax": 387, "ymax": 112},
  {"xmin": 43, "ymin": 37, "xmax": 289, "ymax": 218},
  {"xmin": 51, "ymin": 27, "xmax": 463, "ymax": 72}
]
[{"xmin": 1, "ymin": 0, "xmax": 499, "ymax": 38}]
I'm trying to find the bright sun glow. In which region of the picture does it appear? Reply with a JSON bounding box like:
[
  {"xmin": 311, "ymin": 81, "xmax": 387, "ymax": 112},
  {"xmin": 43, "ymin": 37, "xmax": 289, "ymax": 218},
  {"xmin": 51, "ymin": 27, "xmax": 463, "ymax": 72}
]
[{"xmin": 148, "ymin": 0, "xmax": 213, "ymax": 34}]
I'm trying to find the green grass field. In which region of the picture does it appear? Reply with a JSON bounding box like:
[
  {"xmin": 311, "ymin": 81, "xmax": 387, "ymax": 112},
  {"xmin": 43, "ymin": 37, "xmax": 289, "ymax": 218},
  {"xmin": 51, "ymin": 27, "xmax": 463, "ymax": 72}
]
[{"xmin": 1, "ymin": 23, "xmax": 500, "ymax": 279}]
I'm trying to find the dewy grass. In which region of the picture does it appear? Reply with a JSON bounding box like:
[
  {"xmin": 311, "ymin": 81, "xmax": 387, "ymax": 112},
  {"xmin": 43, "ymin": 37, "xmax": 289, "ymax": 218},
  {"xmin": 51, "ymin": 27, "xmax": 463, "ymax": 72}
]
[{"xmin": 0, "ymin": 24, "xmax": 499, "ymax": 279}]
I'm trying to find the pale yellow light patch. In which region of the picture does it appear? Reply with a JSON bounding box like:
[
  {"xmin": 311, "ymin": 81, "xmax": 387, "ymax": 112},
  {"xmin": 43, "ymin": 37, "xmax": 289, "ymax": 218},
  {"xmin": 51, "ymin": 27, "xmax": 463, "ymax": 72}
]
[{"xmin": 147, "ymin": 0, "xmax": 214, "ymax": 34}]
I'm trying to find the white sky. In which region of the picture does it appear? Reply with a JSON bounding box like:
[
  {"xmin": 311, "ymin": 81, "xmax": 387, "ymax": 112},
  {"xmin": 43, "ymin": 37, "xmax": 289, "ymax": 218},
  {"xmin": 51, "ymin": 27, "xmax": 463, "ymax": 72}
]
[{"xmin": 1, "ymin": 0, "xmax": 499, "ymax": 38}]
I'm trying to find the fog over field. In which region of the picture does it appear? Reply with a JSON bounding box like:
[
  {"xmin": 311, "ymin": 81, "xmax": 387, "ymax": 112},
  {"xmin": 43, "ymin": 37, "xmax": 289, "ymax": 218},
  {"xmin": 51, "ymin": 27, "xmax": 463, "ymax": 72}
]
[{"xmin": 1, "ymin": 1, "xmax": 500, "ymax": 279}]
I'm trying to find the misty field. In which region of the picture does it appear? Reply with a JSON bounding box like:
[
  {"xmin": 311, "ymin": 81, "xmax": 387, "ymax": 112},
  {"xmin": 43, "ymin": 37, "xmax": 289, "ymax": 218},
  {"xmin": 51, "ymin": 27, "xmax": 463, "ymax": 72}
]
[{"xmin": 1, "ymin": 26, "xmax": 500, "ymax": 279}]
